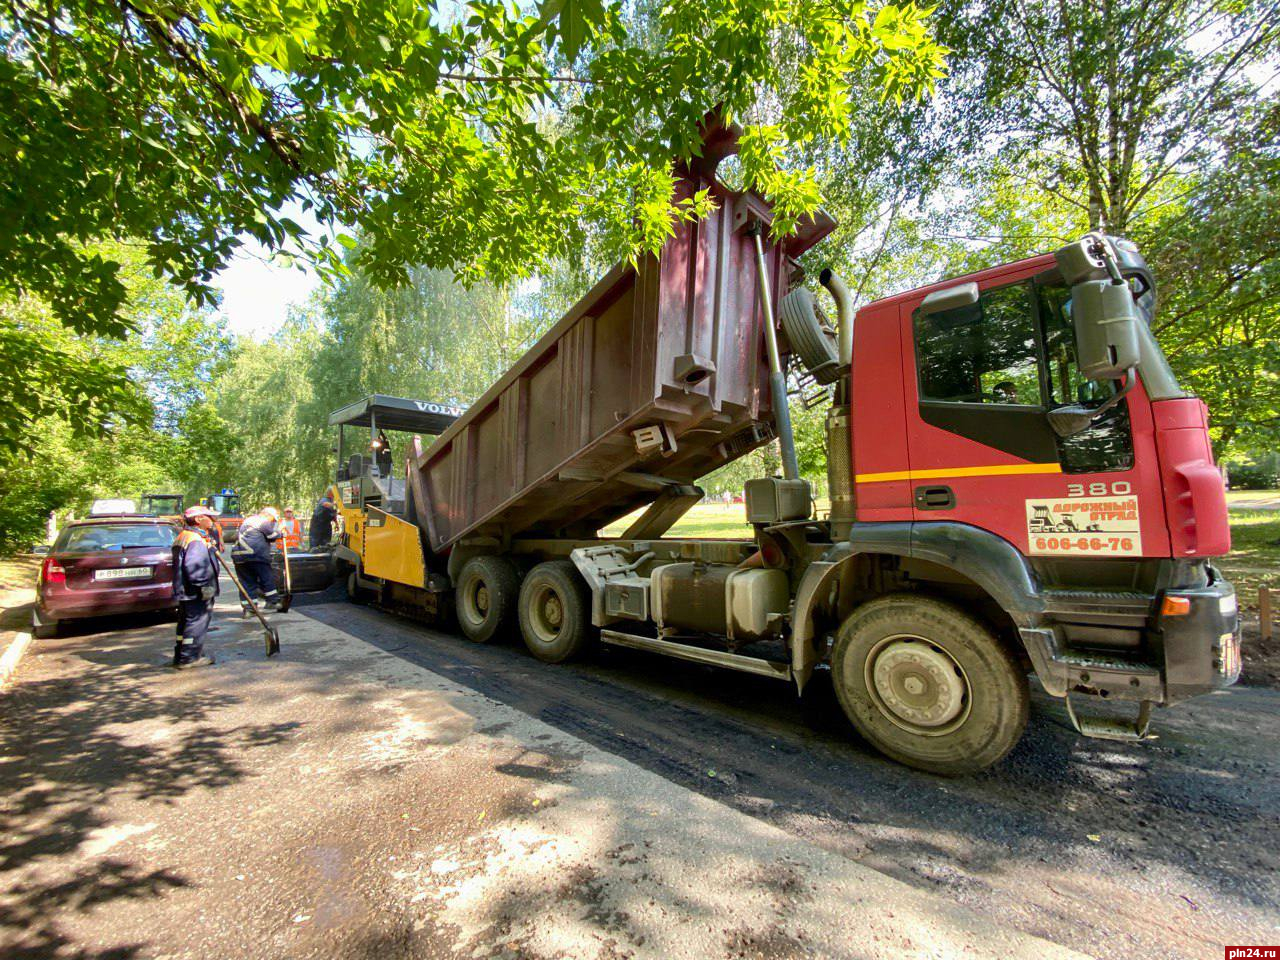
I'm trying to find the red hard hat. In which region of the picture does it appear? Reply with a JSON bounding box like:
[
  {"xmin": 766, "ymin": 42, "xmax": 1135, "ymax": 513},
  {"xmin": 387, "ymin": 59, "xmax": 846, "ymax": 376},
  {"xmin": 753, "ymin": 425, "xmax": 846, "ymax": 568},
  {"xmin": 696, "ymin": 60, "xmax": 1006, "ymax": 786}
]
[{"xmin": 184, "ymin": 505, "xmax": 219, "ymax": 520}]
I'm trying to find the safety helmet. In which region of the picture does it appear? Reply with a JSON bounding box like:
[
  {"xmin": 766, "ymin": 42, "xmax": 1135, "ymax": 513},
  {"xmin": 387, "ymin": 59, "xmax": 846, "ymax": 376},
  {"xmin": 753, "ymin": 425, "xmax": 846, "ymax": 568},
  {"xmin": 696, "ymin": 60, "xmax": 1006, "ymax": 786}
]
[
  {"xmin": 184, "ymin": 505, "xmax": 219, "ymax": 522},
  {"xmin": 261, "ymin": 507, "xmax": 281, "ymax": 521}
]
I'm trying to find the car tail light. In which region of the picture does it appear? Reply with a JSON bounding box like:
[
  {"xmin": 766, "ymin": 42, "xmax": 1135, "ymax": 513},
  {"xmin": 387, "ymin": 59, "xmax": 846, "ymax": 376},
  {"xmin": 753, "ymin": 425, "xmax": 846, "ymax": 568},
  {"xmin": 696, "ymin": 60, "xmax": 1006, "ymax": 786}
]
[{"xmin": 41, "ymin": 558, "xmax": 66, "ymax": 584}]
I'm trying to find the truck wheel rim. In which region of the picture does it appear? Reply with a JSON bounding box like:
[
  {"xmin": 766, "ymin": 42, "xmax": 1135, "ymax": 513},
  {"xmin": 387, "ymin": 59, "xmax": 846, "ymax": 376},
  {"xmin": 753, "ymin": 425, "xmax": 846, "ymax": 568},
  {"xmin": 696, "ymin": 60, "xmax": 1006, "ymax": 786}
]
[
  {"xmin": 527, "ymin": 585, "xmax": 563, "ymax": 645},
  {"xmin": 864, "ymin": 635, "xmax": 970, "ymax": 736},
  {"xmin": 461, "ymin": 579, "xmax": 488, "ymax": 626}
]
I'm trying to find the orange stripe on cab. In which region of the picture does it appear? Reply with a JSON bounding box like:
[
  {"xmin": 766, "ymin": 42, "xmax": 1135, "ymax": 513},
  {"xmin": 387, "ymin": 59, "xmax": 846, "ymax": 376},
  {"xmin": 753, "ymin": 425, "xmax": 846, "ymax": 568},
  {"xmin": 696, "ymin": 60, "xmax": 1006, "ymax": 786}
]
[{"xmin": 855, "ymin": 463, "xmax": 1062, "ymax": 484}]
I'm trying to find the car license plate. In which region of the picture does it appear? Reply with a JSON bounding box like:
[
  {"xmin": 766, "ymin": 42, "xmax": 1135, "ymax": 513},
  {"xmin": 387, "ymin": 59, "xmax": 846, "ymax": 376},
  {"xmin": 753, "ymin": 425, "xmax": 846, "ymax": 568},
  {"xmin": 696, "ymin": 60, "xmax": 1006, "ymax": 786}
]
[{"xmin": 94, "ymin": 566, "xmax": 153, "ymax": 581}]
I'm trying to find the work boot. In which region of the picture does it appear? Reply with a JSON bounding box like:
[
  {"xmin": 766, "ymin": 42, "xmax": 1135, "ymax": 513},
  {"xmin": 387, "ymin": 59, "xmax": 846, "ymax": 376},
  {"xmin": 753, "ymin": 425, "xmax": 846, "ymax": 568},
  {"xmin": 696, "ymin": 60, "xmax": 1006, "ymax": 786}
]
[
  {"xmin": 174, "ymin": 656, "xmax": 215, "ymax": 670},
  {"xmin": 240, "ymin": 603, "xmax": 253, "ymax": 618}
]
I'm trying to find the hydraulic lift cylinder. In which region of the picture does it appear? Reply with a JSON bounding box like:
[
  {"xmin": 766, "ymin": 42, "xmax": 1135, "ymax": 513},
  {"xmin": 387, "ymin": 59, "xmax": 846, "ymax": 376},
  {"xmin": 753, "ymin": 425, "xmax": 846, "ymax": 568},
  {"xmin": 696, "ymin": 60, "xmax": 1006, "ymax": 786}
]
[{"xmin": 750, "ymin": 225, "xmax": 800, "ymax": 481}]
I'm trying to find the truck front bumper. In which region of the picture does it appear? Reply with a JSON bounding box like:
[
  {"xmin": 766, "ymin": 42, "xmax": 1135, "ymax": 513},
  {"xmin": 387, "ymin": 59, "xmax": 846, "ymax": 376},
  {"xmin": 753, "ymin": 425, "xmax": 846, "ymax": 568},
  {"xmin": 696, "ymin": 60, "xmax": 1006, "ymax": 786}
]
[
  {"xmin": 1158, "ymin": 577, "xmax": 1241, "ymax": 703},
  {"xmin": 1021, "ymin": 575, "xmax": 1241, "ymax": 705}
]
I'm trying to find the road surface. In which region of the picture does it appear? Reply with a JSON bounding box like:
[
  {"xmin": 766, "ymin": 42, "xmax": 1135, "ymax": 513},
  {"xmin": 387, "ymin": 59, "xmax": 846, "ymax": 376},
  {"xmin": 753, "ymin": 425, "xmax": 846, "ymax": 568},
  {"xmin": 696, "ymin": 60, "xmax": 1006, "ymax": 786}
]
[
  {"xmin": 1, "ymin": 592, "xmax": 1277, "ymax": 958},
  {"xmin": 300, "ymin": 600, "xmax": 1280, "ymax": 959}
]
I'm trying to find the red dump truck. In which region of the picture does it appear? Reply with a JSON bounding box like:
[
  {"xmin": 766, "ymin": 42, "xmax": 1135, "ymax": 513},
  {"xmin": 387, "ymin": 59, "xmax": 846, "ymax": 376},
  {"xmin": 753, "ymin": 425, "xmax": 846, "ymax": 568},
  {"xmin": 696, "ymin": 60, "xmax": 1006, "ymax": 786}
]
[{"xmin": 322, "ymin": 120, "xmax": 1241, "ymax": 774}]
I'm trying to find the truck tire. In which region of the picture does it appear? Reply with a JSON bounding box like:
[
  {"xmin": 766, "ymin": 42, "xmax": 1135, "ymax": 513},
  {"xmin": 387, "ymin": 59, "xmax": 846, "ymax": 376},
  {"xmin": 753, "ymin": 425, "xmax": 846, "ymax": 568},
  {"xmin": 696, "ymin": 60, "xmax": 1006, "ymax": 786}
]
[
  {"xmin": 346, "ymin": 571, "xmax": 367, "ymax": 605},
  {"xmin": 518, "ymin": 561, "xmax": 593, "ymax": 663},
  {"xmin": 831, "ymin": 594, "xmax": 1029, "ymax": 776},
  {"xmin": 455, "ymin": 555, "xmax": 520, "ymax": 644}
]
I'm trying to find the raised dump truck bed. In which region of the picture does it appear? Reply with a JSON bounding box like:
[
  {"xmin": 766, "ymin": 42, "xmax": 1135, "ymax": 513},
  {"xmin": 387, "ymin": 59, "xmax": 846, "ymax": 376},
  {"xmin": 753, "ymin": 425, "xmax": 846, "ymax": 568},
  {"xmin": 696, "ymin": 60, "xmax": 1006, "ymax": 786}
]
[{"xmin": 410, "ymin": 161, "xmax": 833, "ymax": 552}]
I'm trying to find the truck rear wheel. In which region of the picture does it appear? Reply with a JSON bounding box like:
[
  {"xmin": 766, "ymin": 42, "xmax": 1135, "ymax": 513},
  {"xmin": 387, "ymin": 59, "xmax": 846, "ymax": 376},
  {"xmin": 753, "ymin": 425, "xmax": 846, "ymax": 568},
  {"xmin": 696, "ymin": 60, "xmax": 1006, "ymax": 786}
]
[
  {"xmin": 831, "ymin": 594, "xmax": 1028, "ymax": 776},
  {"xmin": 518, "ymin": 561, "xmax": 593, "ymax": 663},
  {"xmin": 455, "ymin": 555, "xmax": 519, "ymax": 643}
]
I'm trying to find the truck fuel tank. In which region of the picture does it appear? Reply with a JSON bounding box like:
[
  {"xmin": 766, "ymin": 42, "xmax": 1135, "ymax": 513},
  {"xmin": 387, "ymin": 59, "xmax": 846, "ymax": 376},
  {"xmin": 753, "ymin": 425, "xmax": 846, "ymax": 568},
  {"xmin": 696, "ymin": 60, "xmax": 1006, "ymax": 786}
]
[{"xmin": 651, "ymin": 562, "xmax": 789, "ymax": 643}]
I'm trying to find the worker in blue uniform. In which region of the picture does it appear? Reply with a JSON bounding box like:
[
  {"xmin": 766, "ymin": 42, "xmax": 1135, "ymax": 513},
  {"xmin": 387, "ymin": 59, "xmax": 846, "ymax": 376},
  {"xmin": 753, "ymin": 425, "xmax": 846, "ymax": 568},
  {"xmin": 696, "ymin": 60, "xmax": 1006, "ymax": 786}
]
[
  {"xmin": 173, "ymin": 505, "xmax": 220, "ymax": 669},
  {"xmin": 309, "ymin": 497, "xmax": 337, "ymax": 548},
  {"xmin": 231, "ymin": 506, "xmax": 283, "ymax": 614}
]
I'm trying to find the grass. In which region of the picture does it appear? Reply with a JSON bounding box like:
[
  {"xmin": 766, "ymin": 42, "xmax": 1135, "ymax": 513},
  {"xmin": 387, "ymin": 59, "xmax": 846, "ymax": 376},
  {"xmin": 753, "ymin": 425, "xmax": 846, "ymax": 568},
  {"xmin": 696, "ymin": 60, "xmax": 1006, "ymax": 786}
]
[
  {"xmin": 602, "ymin": 503, "xmax": 754, "ymax": 540},
  {"xmin": 1225, "ymin": 488, "xmax": 1280, "ymax": 504},
  {"xmin": 0, "ymin": 557, "xmax": 40, "ymax": 628},
  {"xmin": 603, "ymin": 497, "xmax": 1280, "ymax": 611},
  {"xmin": 1221, "ymin": 507, "xmax": 1280, "ymax": 611}
]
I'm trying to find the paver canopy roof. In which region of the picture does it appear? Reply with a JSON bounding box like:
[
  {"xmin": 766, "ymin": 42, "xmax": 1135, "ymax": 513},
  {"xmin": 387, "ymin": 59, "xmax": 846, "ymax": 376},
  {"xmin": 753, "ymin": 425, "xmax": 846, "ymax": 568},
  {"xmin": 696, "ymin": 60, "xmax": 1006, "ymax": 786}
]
[{"xmin": 328, "ymin": 395, "xmax": 464, "ymax": 435}]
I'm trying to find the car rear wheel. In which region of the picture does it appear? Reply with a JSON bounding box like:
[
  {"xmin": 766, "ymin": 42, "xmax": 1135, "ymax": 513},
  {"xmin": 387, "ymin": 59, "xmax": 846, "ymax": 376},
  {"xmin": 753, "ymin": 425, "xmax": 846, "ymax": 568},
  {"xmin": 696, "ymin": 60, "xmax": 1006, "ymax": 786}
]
[
  {"xmin": 31, "ymin": 609, "xmax": 60, "ymax": 640},
  {"xmin": 831, "ymin": 594, "xmax": 1029, "ymax": 776},
  {"xmin": 455, "ymin": 555, "xmax": 520, "ymax": 643}
]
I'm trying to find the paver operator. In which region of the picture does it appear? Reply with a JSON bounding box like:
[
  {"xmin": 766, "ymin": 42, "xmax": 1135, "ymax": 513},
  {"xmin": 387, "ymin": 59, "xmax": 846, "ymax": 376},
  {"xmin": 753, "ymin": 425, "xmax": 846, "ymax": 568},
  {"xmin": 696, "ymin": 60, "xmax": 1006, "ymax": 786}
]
[
  {"xmin": 309, "ymin": 497, "xmax": 337, "ymax": 549},
  {"xmin": 231, "ymin": 506, "xmax": 283, "ymax": 612},
  {"xmin": 172, "ymin": 505, "xmax": 220, "ymax": 669}
]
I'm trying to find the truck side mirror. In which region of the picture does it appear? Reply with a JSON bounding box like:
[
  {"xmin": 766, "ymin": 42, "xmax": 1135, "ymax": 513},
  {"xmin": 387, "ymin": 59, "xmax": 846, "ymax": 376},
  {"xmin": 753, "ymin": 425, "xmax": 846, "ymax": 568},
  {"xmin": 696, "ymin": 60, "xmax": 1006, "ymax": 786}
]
[
  {"xmin": 1070, "ymin": 279, "xmax": 1141, "ymax": 380},
  {"xmin": 1047, "ymin": 405, "xmax": 1099, "ymax": 438},
  {"xmin": 917, "ymin": 282, "xmax": 979, "ymax": 317}
]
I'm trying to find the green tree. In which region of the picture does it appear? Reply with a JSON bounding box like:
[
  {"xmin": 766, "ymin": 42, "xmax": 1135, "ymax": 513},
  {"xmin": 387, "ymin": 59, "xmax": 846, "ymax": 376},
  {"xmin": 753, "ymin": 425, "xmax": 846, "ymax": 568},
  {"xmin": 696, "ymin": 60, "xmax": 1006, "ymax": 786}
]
[
  {"xmin": 1139, "ymin": 98, "xmax": 1280, "ymax": 453},
  {"xmin": 199, "ymin": 251, "xmax": 555, "ymax": 510},
  {"xmin": 972, "ymin": 0, "xmax": 1278, "ymax": 235},
  {"xmin": 0, "ymin": 244, "xmax": 231, "ymax": 549},
  {"xmin": 0, "ymin": 293, "xmax": 149, "ymax": 455},
  {"xmin": 799, "ymin": 0, "xmax": 1280, "ymax": 457},
  {"xmin": 1, "ymin": 0, "xmax": 945, "ymax": 341}
]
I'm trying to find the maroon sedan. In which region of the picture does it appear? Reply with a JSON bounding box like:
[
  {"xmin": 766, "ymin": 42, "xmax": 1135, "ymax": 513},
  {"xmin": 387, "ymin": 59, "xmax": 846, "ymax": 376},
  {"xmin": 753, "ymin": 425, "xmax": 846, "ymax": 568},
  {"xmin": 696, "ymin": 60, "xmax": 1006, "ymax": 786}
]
[{"xmin": 33, "ymin": 517, "xmax": 181, "ymax": 638}]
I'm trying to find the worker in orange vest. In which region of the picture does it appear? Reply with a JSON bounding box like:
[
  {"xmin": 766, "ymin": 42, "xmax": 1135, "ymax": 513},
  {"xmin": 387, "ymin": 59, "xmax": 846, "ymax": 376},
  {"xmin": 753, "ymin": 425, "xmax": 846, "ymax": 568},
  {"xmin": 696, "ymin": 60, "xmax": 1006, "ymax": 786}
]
[{"xmin": 279, "ymin": 507, "xmax": 303, "ymax": 550}]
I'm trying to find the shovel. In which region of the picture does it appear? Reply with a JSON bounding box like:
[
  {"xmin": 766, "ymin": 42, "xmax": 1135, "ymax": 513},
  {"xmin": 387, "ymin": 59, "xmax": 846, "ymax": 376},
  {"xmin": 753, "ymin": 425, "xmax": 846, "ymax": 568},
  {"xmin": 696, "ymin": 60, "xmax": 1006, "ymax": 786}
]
[
  {"xmin": 279, "ymin": 536, "xmax": 294, "ymax": 613},
  {"xmin": 214, "ymin": 552, "xmax": 281, "ymax": 657}
]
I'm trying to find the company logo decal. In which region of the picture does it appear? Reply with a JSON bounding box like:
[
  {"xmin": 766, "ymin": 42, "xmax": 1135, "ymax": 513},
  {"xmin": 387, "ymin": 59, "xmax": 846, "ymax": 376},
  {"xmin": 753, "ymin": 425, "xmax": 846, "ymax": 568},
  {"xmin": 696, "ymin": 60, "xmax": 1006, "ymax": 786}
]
[
  {"xmin": 1026, "ymin": 495, "xmax": 1143, "ymax": 556},
  {"xmin": 413, "ymin": 401, "xmax": 463, "ymax": 416}
]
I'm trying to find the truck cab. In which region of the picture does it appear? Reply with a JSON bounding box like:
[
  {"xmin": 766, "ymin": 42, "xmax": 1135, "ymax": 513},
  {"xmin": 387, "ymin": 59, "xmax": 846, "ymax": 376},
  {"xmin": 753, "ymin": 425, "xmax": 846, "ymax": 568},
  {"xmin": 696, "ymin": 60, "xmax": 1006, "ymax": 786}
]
[
  {"xmin": 840, "ymin": 237, "xmax": 1239, "ymax": 719},
  {"xmin": 140, "ymin": 493, "xmax": 184, "ymax": 518},
  {"xmin": 202, "ymin": 489, "xmax": 242, "ymax": 543}
]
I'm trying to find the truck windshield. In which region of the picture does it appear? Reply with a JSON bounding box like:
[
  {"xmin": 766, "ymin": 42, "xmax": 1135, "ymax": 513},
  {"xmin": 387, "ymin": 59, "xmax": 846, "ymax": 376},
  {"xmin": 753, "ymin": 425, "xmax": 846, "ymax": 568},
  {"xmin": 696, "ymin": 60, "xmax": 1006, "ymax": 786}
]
[{"xmin": 210, "ymin": 495, "xmax": 240, "ymax": 516}]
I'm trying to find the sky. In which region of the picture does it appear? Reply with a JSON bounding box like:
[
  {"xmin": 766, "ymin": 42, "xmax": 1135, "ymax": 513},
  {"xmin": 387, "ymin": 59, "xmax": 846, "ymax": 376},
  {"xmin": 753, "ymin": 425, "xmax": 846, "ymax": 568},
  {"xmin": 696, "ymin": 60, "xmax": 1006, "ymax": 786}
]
[
  {"xmin": 210, "ymin": 199, "xmax": 327, "ymax": 341},
  {"xmin": 211, "ymin": 243, "xmax": 322, "ymax": 341}
]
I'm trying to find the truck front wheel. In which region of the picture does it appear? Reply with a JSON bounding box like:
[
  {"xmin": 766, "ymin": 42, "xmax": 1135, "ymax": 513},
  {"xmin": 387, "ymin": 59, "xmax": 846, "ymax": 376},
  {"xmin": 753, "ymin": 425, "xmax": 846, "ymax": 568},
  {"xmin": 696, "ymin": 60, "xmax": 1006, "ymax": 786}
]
[
  {"xmin": 518, "ymin": 561, "xmax": 593, "ymax": 663},
  {"xmin": 455, "ymin": 556, "xmax": 520, "ymax": 643},
  {"xmin": 831, "ymin": 594, "xmax": 1029, "ymax": 776}
]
